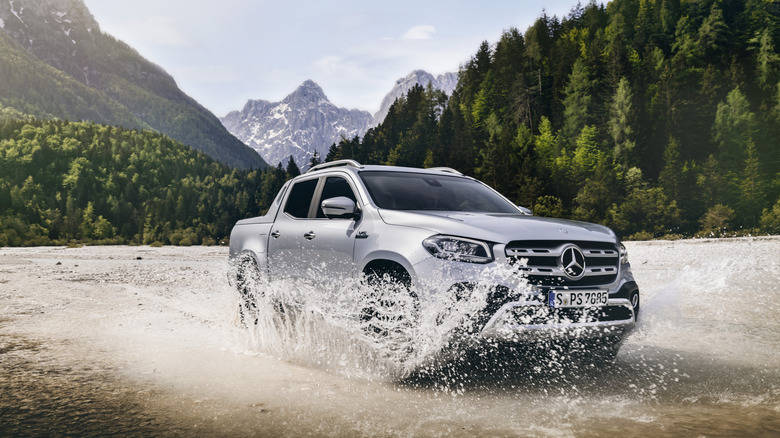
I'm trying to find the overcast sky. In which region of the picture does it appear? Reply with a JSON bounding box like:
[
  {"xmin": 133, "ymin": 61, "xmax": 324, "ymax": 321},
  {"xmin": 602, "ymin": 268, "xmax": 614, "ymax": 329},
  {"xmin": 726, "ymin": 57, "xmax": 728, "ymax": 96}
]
[{"xmin": 83, "ymin": 0, "xmax": 593, "ymax": 116}]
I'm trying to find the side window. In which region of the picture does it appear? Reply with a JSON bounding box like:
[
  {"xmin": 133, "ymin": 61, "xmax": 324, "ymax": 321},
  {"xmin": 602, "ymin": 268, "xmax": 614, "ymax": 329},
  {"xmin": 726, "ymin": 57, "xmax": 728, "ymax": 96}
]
[
  {"xmin": 283, "ymin": 178, "xmax": 318, "ymax": 218},
  {"xmin": 316, "ymin": 176, "xmax": 357, "ymax": 218}
]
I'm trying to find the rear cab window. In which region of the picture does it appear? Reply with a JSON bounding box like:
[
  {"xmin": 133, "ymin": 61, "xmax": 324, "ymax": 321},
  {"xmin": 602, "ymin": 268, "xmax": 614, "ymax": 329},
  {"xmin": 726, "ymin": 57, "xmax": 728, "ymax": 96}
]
[{"xmin": 283, "ymin": 178, "xmax": 318, "ymax": 218}]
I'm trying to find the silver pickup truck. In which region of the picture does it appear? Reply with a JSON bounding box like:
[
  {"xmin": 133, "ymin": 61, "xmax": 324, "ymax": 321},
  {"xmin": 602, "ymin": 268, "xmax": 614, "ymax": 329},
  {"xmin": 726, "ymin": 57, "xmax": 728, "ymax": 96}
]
[{"xmin": 228, "ymin": 160, "xmax": 640, "ymax": 360}]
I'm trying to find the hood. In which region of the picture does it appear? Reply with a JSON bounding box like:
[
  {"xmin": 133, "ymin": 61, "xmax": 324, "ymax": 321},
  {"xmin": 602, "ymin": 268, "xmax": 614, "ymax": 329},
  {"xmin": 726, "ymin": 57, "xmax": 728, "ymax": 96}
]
[{"xmin": 377, "ymin": 210, "xmax": 617, "ymax": 244}]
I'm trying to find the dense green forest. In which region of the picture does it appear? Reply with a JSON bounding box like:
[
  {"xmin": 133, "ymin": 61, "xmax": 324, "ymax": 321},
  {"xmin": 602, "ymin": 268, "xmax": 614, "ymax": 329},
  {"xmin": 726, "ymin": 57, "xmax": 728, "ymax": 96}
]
[
  {"xmin": 0, "ymin": 113, "xmax": 288, "ymax": 246},
  {"xmin": 2, "ymin": 0, "xmax": 779, "ymax": 246},
  {"xmin": 326, "ymin": 0, "xmax": 780, "ymax": 239}
]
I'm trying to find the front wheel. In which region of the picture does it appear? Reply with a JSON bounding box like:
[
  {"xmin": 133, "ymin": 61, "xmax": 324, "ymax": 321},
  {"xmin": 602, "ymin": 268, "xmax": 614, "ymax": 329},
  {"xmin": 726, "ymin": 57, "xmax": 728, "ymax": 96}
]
[
  {"xmin": 359, "ymin": 265, "xmax": 417, "ymax": 343},
  {"xmin": 629, "ymin": 289, "xmax": 640, "ymax": 318}
]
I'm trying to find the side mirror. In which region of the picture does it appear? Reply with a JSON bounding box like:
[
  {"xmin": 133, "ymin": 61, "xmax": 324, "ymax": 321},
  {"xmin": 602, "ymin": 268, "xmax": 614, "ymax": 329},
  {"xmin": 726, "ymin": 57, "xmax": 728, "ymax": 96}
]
[
  {"xmin": 517, "ymin": 206, "xmax": 533, "ymax": 216},
  {"xmin": 322, "ymin": 196, "xmax": 360, "ymax": 220}
]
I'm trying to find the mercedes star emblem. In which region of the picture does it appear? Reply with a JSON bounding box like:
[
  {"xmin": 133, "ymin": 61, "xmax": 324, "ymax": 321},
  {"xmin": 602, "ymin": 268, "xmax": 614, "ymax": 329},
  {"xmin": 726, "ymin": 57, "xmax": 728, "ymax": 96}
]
[{"xmin": 559, "ymin": 244, "xmax": 586, "ymax": 280}]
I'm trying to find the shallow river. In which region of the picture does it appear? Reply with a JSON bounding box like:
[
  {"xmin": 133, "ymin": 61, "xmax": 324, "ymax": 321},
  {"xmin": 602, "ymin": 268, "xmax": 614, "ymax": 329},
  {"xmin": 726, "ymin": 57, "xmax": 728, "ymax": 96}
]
[{"xmin": 1, "ymin": 238, "xmax": 779, "ymax": 437}]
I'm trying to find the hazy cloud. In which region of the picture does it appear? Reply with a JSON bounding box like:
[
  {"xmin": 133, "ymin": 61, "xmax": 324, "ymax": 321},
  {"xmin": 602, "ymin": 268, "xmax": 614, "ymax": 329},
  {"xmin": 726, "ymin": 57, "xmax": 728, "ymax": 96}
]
[
  {"xmin": 313, "ymin": 55, "xmax": 347, "ymax": 73},
  {"xmin": 402, "ymin": 25, "xmax": 436, "ymax": 40}
]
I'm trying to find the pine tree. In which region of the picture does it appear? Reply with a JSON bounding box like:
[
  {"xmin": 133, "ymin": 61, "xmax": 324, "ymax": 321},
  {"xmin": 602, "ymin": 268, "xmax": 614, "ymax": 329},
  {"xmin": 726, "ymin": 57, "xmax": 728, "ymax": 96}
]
[
  {"xmin": 659, "ymin": 137, "xmax": 681, "ymax": 203},
  {"xmin": 713, "ymin": 88, "xmax": 758, "ymax": 173},
  {"xmin": 609, "ymin": 77, "xmax": 635, "ymax": 169},
  {"xmin": 738, "ymin": 140, "xmax": 765, "ymax": 228},
  {"xmin": 698, "ymin": 154, "xmax": 727, "ymax": 209},
  {"xmin": 697, "ymin": 4, "xmax": 728, "ymax": 59},
  {"xmin": 285, "ymin": 155, "xmax": 301, "ymax": 178},
  {"xmin": 562, "ymin": 59, "xmax": 595, "ymax": 142},
  {"xmin": 325, "ymin": 143, "xmax": 340, "ymax": 163},
  {"xmin": 308, "ymin": 150, "xmax": 322, "ymax": 169},
  {"xmin": 572, "ymin": 125, "xmax": 604, "ymax": 179},
  {"xmin": 750, "ymin": 28, "xmax": 779, "ymax": 94}
]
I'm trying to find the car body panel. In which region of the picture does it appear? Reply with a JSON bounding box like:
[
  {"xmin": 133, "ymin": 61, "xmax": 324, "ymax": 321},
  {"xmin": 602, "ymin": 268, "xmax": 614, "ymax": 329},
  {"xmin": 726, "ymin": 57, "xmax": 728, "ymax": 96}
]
[
  {"xmin": 377, "ymin": 210, "xmax": 616, "ymax": 244},
  {"xmin": 228, "ymin": 162, "xmax": 638, "ymax": 345}
]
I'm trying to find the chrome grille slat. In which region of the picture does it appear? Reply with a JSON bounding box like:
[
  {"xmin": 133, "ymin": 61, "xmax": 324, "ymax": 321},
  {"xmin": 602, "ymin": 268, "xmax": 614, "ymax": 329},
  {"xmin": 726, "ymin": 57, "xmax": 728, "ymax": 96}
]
[
  {"xmin": 505, "ymin": 240, "xmax": 619, "ymax": 287},
  {"xmin": 506, "ymin": 248, "xmax": 617, "ymax": 257},
  {"xmin": 584, "ymin": 250, "xmax": 617, "ymax": 257},
  {"xmin": 518, "ymin": 266, "xmax": 616, "ymax": 277},
  {"xmin": 506, "ymin": 248, "xmax": 556, "ymax": 256}
]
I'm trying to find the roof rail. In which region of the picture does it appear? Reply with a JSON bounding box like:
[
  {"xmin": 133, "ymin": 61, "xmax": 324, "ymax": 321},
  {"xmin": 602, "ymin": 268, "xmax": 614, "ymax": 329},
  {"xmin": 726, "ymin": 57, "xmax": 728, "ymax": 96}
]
[
  {"xmin": 307, "ymin": 159, "xmax": 362, "ymax": 173},
  {"xmin": 427, "ymin": 167, "xmax": 464, "ymax": 176}
]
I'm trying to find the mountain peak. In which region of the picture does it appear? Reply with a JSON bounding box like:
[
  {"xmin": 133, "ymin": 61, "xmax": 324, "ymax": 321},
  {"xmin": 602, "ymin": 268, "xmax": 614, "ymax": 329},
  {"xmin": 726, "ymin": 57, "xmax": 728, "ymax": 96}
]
[
  {"xmin": 402, "ymin": 70, "xmax": 435, "ymax": 83},
  {"xmin": 371, "ymin": 69, "xmax": 457, "ymax": 127},
  {"xmin": 1, "ymin": 0, "xmax": 101, "ymax": 43},
  {"xmin": 286, "ymin": 80, "xmax": 328, "ymax": 104},
  {"xmin": 221, "ymin": 83, "xmax": 372, "ymax": 170},
  {"xmin": 300, "ymin": 79, "xmax": 320, "ymax": 89}
]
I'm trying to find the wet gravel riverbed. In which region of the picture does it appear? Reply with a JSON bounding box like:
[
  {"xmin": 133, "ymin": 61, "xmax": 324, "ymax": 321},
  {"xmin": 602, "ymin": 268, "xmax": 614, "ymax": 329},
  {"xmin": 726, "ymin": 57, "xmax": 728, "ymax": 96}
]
[{"xmin": 1, "ymin": 239, "xmax": 779, "ymax": 437}]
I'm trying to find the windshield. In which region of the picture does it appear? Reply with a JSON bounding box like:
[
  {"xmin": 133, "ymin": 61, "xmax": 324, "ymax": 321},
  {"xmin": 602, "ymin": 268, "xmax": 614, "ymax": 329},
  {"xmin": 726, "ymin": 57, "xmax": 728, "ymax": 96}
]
[{"xmin": 359, "ymin": 171, "xmax": 520, "ymax": 213}]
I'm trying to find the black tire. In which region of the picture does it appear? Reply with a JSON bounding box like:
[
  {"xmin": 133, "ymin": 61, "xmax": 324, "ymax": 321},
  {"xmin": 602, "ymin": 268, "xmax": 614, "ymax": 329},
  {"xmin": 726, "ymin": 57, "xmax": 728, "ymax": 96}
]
[
  {"xmin": 629, "ymin": 289, "xmax": 640, "ymax": 318},
  {"xmin": 360, "ymin": 264, "xmax": 417, "ymax": 339},
  {"xmin": 235, "ymin": 256, "xmax": 262, "ymax": 325}
]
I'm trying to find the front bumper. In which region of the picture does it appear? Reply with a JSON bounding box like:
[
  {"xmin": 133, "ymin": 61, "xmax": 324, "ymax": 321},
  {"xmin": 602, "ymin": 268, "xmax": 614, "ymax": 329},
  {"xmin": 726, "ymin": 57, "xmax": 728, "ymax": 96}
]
[
  {"xmin": 479, "ymin": 297, "xmax": 635, "ymax": 341},
  {"xmin": 412, "ymin": 254, "xmax": 638, "ymax": 343}
]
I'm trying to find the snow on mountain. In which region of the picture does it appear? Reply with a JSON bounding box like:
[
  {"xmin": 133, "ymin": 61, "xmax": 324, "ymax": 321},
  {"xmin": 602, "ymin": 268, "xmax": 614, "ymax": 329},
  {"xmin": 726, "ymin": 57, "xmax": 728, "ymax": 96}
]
[
  {"xmin": 370, "ymin": 70, "xmax": 458, "ymax": 127},
  {"xmin": 220, "ymin": 80, "xmax": 372, "ymax": 169},
  {"xmin": 0, "ymin": 0, "xmax": 99, "ymax": 50},
  {"xmin": 221, "ymin": 70, "xmax": 458, "ymax": 169}
]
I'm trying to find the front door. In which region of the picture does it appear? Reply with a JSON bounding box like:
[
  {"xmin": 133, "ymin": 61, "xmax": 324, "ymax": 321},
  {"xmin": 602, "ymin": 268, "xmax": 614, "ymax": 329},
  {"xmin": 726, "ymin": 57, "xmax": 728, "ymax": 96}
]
[
  {"xmin": 302, "ymin": 175, "xmax": 361, "ymax": 281},
  {"xmin": 267, "ymin": 174, "xmax": 362, "ymax": 282}
]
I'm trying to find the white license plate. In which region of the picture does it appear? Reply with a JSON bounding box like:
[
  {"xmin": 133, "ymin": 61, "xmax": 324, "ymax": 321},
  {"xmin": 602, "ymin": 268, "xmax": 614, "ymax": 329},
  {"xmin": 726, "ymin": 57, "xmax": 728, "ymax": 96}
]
[{"xmin": 548, "ymin": 290, "xmax": 608, "ymax": 308}]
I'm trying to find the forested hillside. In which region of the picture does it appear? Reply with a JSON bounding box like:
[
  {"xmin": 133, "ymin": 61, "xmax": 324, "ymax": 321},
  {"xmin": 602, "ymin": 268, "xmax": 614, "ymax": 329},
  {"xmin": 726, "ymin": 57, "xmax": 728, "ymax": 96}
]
[
  {"xmin": 0, "ymin": 114, "xmax": 288, "ymax": 246},
  {"xmin": 326, "ymin": 0, "xmax": 780, "ymax": 238},
  {"xmin": 2, "ymin": 0, "xmax": 778, "ymax": 247},
  {"xmin": 0, "ymin": 0, "xmax": 265, "ymax": 169}
]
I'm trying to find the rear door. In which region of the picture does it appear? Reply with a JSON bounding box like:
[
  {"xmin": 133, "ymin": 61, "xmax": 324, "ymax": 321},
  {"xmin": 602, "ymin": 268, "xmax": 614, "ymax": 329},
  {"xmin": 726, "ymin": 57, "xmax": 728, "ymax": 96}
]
[{"xmin": 266, "ymin": 177, "xmax": 320, "ymax": 278}]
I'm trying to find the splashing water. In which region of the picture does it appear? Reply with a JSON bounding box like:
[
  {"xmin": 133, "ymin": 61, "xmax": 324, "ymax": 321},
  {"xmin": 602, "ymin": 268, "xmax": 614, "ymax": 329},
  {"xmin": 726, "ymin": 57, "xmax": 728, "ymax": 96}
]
[
  {"xmin": 2, "ymin": 239, "xmax": 779, "ymax": 436},
  {"xmin": 235, "ymin": 267, "xmax": 505, "ymax": 380},
  {"xmin": 233, "ymin": 260, "xmax": 630, "ymax": 383}
]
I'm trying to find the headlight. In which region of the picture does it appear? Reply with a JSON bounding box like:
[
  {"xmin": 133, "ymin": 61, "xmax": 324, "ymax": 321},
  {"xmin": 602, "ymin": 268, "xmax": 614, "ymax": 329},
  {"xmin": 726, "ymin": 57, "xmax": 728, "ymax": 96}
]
[
  {"xmin": 422, "ymin": 235, "xmax": 493, "ymax": 264},
  {"xmin": 619, "ymin": 242, "xmax": 629, "ymax": 264}
]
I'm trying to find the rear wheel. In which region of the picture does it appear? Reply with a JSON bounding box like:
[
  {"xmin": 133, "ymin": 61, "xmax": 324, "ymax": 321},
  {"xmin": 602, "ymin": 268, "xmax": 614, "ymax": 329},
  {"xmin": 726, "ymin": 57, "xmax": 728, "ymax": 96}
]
[{"xmin": 235, "ymin": 256, "xmax": 262, "ymax": 325}]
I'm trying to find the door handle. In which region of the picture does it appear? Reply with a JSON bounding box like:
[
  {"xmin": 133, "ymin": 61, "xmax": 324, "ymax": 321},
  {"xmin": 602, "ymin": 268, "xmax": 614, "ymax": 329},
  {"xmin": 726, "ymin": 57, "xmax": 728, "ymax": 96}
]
[
  {"xmin": 304, "ymin": 231, "xmax": 316, "ymax": 240},
  {"xmin": 270, "ymin": 230, "xmax": 280, "ymax": 238}
]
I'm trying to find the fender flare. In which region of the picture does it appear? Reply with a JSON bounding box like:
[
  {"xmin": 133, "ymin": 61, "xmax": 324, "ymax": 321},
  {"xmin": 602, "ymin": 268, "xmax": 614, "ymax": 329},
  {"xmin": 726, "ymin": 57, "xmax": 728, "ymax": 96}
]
[{"xmin": 358, "ymin": 250, "xmax": 418, "ymax": 284}]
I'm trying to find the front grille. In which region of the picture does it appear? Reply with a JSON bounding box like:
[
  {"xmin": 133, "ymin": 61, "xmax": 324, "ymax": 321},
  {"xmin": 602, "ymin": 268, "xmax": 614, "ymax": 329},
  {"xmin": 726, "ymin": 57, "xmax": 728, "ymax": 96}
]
[{"xmin": 505, "ymin": 240, "xmax": 620, "ymax": 287}]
